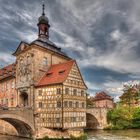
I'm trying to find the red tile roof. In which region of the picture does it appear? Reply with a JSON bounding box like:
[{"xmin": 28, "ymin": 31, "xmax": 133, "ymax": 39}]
[
  {"xmin": 0, "ymin": 64, "xmax": 15, "ymax": 81},
  {"xmin": 93, "ymin": 91, "xmax": 113, "ymax": 101},
  {"xmin": 36, "ymin": 60, "xmax": 75, "ymax": 87}
]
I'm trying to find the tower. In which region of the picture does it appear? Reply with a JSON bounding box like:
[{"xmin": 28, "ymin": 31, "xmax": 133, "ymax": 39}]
[{"xmin": 37, "ymin": 4, "xmax": 50, "ymax": 40}]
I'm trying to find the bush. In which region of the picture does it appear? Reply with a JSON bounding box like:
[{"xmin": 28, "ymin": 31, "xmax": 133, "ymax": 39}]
[{"xmin": 106, "ymin": 107, "xmax": 136, "ymax": 130}]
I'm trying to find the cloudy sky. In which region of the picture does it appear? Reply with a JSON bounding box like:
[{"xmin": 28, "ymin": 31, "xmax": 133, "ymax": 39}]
[{"xmin": 0, "ymin": 0, "xmax": 140, "ymax": 101}]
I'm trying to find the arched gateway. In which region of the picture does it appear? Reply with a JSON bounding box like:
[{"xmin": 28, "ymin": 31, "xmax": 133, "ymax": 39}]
[
  {"xmin": 86, "ymin": 113, "xmax": 100, "ymax": 129},
  {"xmin": 0, "ymin": 108, "xmax": 35, "ymax": 137}
]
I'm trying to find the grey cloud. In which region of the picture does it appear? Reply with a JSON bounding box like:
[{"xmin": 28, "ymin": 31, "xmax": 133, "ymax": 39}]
[{"xmin": 0, "ymin": 0, "xmax": 140, "ymax": 101}]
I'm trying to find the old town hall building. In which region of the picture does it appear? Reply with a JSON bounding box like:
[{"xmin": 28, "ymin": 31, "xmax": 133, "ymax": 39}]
[{"xmin": 0, "ymin": 4, "xmax": 87, "ymax": 131}]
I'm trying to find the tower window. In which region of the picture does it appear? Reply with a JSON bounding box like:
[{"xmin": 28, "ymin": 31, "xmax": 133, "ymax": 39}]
[{"xmin": 43, "ymin": 57, "xmax": 48, "ymax": 66}]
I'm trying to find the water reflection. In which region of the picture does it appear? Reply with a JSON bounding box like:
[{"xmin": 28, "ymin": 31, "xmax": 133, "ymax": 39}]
[
  {"xmin": 1, "ymin": 130, "xmax": 140, "ymax": 140},
  {"xmin": 0, "ymin": 134, "xmax": 31, "ymax": 140},
  {"xmin": 87, "ymin": 129, "xmax": 140, "ymax": 140}
]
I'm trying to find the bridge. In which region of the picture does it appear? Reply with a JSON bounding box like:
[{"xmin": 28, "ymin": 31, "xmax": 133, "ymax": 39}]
[
  {"xmin": 0, "ymin": 107, "xmax": 110, "ymax": 138},
  {"xmin": 0, "ymin": 107, "xmax": 35, "ymax": 137},
  {"xmin": 86, "ymin": 107, "xmax": 109, "ymax": 129}
]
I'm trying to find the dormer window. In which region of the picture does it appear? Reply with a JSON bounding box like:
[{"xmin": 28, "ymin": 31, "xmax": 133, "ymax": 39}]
[
  {"xmin": 59, "ymin": 70, "xmax": 65, "ymax": 75},
  {"xmin": 46, "ymin": 72, "xmax": 52, "ymax": 77}
]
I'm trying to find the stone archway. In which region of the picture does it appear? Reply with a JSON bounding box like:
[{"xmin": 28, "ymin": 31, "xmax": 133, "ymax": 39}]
[
  {"xmin": 1, "ymin": 118, "xmax": 33, "ymax": 137},
  {"xmin": 86, "ymin": 113, "xmax": 100, "ymax": 129},
  {"xmin": 0, "ymin": 110, "xmax": 35, "ymax": 138},
  {"xmin": 19, "ymin": 92, "xmax": 28, "ymax": 107}
]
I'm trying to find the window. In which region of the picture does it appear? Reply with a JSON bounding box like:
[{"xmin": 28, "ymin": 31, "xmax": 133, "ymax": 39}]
[
  {"xmin": 11, "ymin": 98, "xmax": 14, "ymax": 106},
  {"xmin": 73, "ymin": 89, "xmax": 77, "ymax": 96},
  {"xmin": 6, "ymin": 99, "xmax": 8, "ymax": 106},
  {"xmin": 71, "ymin": 117, "xmax": 76, "ymax": 122},
  {"xmin": 46, "ymin": 72, "xmax": 52, "ymax": 77},
  {"xmin": 56, "ymin": 118, "xmax": 60, "ymax": 123},
  {"xmin": 57, "ymin": 101, "xmax": 61, "ymax": 108},
  {"xmin": 81, "ymin": 90, "xmax": 84, "ymax": 96},
  {"xmin": 59, "ymin": 70, "xmax": 65, "ymax": 75},
  {"xmin": 75, "ymin": 102, "xmax": 79, "ymax": 108},
  {"xmin": 39, "ymin": 102, "xmax": 43, "ymax": 108},
  {"xmin": 43, "ymin": 57, "xmax": 48, "ymax": 66},
  {"xmin": 65, "ymin": 117, "xmax": 69, "ymax": 123},
  {"xmin": 65, "ymin": 88, "xmax": 69, "ymax": 95},
  {"xmin": 82, "ymin": 102, "xmax": 85, "ymax": 108},
  {"xmin": 69, "ymin": 101, "xmax": 73, "ymax": 108},
  {"xmin": 81, "ymin": 117, "xmax": 84, "ymax": 122},
  {"xmin": 64, "ymin": 101, "xmax": 68, "ymax": 108},
  {"xmin": 48, "ymin": 118, "xmax": 51, "ymax": 123},
  {"xmin": 38, "ymin": 90, "xmax": 42, "ymax": 96},
  {"xmin": 1, "ymin": 100, "xmax": 3, "ymax": 105},
  {"xmin": 57, "ymin": 88, "xmax": 61, "ymax": 94},
  {"xmin": 27, "ymin": 56, "xmax": 31, "ymax": 64}
]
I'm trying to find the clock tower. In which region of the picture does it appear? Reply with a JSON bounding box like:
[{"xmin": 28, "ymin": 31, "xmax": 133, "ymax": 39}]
[{"xmin": 37, "ymin": 4, "xmax": 50, "ymax": 39}]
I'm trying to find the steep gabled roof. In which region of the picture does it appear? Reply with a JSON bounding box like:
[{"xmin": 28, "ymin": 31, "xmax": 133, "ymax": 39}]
[
  {"xmin": 31, "ymin": 39, "xmax": 70, "ymax": 59},
  {"xmin": 0, "ymin": 64, "xmax": 15, "ymax": 81},
  {"xmin": 93, "ymin": 91, "xmax": 113, "ymax": 101},
  {"xmin": 36, "ymin": 60, "xmax": 75, "ymax": 87}
]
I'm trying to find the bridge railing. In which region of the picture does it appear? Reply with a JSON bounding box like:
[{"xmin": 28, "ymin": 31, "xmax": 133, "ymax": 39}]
[{"xmin": 0, "ymin": 106, "xmax": 33, "ymax": 111}]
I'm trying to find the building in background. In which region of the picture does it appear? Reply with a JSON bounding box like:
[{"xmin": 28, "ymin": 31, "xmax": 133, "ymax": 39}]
[
  {"xmin": 93, "ymin": 92, "xmax": 114, "ymax": 108},
  {"xmin": 0, "ymin": 4, "xmax": 87, "ymax": 133},
  {"xmin": 0, "ymin": 64, "xmax": 17, "ymax": 107},
  {"xmin": 87, "ymin": 92, "xmax": 114, "ymax": 109}
]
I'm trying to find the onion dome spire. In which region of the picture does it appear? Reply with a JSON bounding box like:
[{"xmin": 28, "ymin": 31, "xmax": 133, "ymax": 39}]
[{"xmin": 37, "ymin": 3, "xmax": 50, "ymax": 40}]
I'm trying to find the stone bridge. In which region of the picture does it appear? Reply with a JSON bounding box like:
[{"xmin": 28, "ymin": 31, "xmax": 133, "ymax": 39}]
[
  {"xmin": 0, "ymin": 107, "xmax": 110, "ymax": 137},
  {"xmin": 86, "ymin": 107, "xmax": 109, "ymax": 129},
  {"xmin": 0, "ymin": 108, "xmax": 35, "ymax": 137}
]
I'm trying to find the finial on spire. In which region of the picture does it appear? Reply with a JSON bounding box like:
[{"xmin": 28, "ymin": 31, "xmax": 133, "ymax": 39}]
[{"xmin": 42, "ymin": 2, "xmax": 45, "ymax": 16}]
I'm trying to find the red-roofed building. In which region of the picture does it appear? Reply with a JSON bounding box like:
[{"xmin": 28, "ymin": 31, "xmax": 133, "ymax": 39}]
[
  {"xmin": 93, "ymin": 92, "xmax": 114, "ymax": 108},
  {"xmin": 0, "ymin": 64, "xmax": 17, "ymax": 107},
  {"xmin": 0, "ymin": 4, "xmax": 88, "ymax": 135}
]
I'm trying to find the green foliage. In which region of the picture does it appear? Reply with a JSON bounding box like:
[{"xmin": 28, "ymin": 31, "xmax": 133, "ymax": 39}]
[
  {"xmin": 132, "ymin": 107, "xmax": 140, "ymax": 128},
  {"xmin": 106, "ymin": 107, "xmax": 140, "ymax": 130}
]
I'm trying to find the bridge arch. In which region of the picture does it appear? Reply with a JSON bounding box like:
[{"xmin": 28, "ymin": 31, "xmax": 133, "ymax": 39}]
[
  {"xmin": 86, "ymin": 113, "xmax": 100, "ymax": 129},
  {"xmin": 0, "ymin": 109, "xmax": 35, "ymax": 138}
]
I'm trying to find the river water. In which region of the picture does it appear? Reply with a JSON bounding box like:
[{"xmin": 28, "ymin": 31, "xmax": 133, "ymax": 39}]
[{"xmin": 1, "ymin": 130, "xmax": 140, "ymax": 140}]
